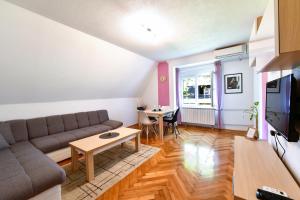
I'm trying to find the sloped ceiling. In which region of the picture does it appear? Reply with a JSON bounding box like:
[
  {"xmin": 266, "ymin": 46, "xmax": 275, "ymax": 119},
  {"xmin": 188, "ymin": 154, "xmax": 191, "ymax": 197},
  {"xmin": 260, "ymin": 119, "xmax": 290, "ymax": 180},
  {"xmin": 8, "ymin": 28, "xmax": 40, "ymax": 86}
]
[
  {"xmin": 0, "ymin": 1, "xmax": 155, "ymax": 104},
  {"xmin": 6, "ymin": 0, "xmax": 268, "ymax": 61}
]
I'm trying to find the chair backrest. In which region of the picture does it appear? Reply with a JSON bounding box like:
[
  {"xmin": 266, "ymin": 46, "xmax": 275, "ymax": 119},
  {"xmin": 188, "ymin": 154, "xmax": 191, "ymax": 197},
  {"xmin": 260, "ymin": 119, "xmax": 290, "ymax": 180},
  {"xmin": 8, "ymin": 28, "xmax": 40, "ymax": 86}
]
[
  {"xmin": 140, "ymin": 111, "xmax": 152, "ymax": 125},
  {"xmin": 172, "ymin": 108, "xmax": 180, "ymax": 122}
]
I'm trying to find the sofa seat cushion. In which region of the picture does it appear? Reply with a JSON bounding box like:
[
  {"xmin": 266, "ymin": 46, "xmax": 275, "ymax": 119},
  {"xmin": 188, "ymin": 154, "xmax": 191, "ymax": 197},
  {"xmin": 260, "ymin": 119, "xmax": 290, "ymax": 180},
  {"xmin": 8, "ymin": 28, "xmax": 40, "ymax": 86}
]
[
  {"xmin": 69, "ymin": 125, "xmax": 110, "ymax": 140},
  {"xmin": 30, "ymin": 135, "xmax": 61, "ymax": 153},
  {"xmin": 85, "ymin": 124, "xmax": 111, "ymax": 132},
  {"xmin": 68, "ymin": 128, "xmax": 96, "ymax": 140},
  {"xmin": 10, "ymin": 141, "xmax": 40, "ymax": 158},
  {"xmin": 30, "ymin": 132, "xmax": 77, "ymax": 153},
  {"xmin": 53, "ymin": 132, "xmax": 76, "ymax": 148},
  {"xmin": 102, "ymin": 120, "xmax": 123, "ymax": 129},
  {"xmin": 80, "ymin": 124, "xmax": 111, "ymax": 135},
  {"xmin": 0, "ymin": 148, "xmax": 34, "ymax": 200},
  {"xmin": 90, "ymin": 124, "xmax": 112, "ymax": 132},
  {"xmin": 10, "ymin": 142, "xmax": 66, "ymax": 195}
]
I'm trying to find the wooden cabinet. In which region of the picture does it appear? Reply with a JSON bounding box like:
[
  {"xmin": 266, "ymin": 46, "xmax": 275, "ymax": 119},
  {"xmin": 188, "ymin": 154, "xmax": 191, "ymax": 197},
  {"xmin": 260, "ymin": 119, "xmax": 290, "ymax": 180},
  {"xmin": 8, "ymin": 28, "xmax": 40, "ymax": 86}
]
[
  {"xmin": 279, "ymin": 0, "xmax": 300, "ymax": 54},
  {"xmin": 233, "ymin": 137, "xmax": 300, "ymax": 200},
  {"xmin": 248, "ymin": 0, "xmax": 300, "ymax": 72}
]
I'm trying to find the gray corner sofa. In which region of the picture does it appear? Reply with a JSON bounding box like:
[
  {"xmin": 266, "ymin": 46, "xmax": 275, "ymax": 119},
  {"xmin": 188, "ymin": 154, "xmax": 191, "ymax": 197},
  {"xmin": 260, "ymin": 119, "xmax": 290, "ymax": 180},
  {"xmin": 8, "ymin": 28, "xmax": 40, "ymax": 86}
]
[{"xmin": 0, "ymin": 110, "xmax": 123, "ymax": 200}]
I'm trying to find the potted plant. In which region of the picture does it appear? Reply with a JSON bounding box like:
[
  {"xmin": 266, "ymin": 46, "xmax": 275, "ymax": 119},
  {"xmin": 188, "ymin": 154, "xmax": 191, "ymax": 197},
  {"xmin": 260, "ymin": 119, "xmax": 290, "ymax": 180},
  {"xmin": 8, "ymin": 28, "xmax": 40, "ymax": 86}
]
[{"xmin": 244, "ymin": 101, "xmax": 259, "ymax": 139}]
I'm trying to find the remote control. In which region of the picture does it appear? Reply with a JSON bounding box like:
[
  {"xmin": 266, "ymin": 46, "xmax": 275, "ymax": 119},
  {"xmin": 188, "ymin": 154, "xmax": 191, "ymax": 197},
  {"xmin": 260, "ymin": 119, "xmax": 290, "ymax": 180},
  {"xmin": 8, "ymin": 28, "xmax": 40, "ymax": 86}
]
[
  {"xmin": 256, "ymin": 188, "xmax": 293, "ymax": 200},
  {"xmin": 262, "ymin": 186, "xmax": 288, "ymax": 197}
]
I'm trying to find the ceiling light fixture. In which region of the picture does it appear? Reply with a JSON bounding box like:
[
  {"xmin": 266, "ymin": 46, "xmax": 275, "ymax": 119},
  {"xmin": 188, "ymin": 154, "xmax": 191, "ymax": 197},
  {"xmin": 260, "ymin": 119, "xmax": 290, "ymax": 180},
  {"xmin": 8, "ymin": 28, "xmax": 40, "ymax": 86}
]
[{"xmin": 122, "ymin": 10, "xmax": 173, "ymax": 45}]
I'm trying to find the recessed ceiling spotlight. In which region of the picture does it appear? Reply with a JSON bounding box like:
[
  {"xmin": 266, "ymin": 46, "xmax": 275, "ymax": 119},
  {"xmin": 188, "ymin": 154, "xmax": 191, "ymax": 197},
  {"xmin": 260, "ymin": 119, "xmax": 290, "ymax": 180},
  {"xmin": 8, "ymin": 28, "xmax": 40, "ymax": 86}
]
[{"xmin": 122, "ymin": 10, "xmax": 173, "ymax": 45}]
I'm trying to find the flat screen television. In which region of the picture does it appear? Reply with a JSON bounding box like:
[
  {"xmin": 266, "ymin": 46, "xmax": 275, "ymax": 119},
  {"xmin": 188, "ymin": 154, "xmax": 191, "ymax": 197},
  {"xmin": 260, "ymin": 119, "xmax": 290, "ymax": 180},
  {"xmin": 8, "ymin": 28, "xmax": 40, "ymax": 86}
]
[{"xmin": 266, "ymin": 74, "xmax": 299, "ymax": 142}]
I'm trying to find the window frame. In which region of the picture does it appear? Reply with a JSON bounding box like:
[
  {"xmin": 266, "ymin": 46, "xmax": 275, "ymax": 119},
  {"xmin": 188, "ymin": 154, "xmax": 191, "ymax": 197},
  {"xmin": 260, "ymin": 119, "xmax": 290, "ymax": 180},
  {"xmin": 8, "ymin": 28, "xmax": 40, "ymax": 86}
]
[
  {"xmin": 182, "ymin": 77, "xmax": 197, "ymax": 105},
  {"xmin": 180, "ymin": 71, "xmax": 214, "ymax": 109}
]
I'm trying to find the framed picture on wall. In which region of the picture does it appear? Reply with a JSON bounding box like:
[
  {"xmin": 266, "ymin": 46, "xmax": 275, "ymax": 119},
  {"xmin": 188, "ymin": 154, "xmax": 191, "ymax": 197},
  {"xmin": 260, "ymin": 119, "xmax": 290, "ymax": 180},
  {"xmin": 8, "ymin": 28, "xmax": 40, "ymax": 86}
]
[{"xmin": 224, "ymin": 73, "xmax": 243, "ymax": 94}]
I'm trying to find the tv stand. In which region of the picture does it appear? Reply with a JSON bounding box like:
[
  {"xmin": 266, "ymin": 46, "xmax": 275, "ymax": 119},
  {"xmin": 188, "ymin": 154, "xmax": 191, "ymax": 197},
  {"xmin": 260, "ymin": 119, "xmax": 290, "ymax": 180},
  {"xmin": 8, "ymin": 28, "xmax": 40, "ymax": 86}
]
[{"xmin": 233, "ymin": 136, "xmax": 300, "ymax": 200}]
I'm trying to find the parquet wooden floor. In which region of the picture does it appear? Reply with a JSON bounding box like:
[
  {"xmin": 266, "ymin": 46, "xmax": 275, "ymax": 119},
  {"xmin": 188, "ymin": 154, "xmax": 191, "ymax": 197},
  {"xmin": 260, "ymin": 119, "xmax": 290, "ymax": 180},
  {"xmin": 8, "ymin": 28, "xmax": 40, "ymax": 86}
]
[{"xmin": 98, "ymin": 126, "xmax": 245, "ymax": 200}]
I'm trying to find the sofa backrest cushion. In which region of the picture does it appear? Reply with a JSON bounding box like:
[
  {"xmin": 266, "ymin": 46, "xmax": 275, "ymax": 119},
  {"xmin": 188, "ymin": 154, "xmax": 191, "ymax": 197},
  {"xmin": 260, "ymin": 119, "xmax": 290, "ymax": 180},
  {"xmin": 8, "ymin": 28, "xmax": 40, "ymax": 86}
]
[
  {"xmin": 88, "ymin": 111, "xmax": 100, "ymax": 125},
  {"xmin": 62, "ymin": 114, "xmax": 78, "ymax": 131},
  {"xmin": 76, "ymin": 112, "xmax": 89, "ymax": 128},
  {"xmin": 27, "ymin": 118, "xmax": 49, "ymax": 139},
  {"xmin": 0, "ymin": 134, "xmax": 9, "ymax": 150},
  {"xmin": 8, "ymin": 120, "xmax": 28, "ymax": 142},
  {"xmin": 0, "ymin": 122, "xmax": 16, "ymax": 144},
  {"xmin": 98, "ymin": 110, "xmax": 109, "ymax": 123},
  {"xmin": 46, "ymin": 115, "xmax": 64, "ymax": 135}
]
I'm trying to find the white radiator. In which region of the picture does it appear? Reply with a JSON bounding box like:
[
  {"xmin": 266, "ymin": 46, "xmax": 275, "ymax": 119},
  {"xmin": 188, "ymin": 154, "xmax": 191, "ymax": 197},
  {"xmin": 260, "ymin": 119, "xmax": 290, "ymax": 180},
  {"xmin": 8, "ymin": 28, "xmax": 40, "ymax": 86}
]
[{"xmin": 181, "ymin": 108, "xmax": 215, "ymax": 126}]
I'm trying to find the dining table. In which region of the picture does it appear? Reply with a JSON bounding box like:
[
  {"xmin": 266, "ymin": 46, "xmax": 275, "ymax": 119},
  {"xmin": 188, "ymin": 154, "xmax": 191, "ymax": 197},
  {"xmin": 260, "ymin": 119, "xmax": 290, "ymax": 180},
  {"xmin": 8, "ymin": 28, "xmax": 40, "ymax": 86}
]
[{"xmin": 138, "ymin": 108, "xmax": 176, "ymax": 142}]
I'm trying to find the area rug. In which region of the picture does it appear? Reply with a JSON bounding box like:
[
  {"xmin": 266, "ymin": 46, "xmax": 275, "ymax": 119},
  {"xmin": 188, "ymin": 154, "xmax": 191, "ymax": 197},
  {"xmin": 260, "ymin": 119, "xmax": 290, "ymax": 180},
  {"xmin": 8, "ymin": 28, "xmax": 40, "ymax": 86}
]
[{"xmin": 61, "ymin": 142, "xmax": 160, "ymax": 200}]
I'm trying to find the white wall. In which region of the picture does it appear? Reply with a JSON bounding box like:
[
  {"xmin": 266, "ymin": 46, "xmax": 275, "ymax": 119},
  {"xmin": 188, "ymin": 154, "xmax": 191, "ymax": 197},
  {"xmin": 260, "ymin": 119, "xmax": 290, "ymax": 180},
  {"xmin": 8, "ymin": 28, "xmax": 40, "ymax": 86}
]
[
  {"xmin": 140, "ymin": 66, "xmax": 158, "ymax": 109},
  {"xmin": 221, "ymin": 59, "xmax": 254, "ymax": 130},
  {"xmin": 168, "ymin": 51, "xmax": 216, "ymax": 68},
  {"xmin": 168, "ymin": 51, "xmax": 217, "ymax": 109},
  {"xmin": 0, "ymin": 1, "xmax": 155, "ymax": 125},
  {"xmin": 0, "ymin": 1, "xmax": 155, "ymax": 104}
]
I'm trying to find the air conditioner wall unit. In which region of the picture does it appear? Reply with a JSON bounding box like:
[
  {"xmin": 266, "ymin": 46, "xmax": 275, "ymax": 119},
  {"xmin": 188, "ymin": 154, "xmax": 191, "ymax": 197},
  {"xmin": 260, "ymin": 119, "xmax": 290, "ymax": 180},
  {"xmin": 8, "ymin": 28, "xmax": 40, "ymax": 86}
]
[{"xmin": 214, "ymin": 44, "xmax": 248, "ymax": 60}]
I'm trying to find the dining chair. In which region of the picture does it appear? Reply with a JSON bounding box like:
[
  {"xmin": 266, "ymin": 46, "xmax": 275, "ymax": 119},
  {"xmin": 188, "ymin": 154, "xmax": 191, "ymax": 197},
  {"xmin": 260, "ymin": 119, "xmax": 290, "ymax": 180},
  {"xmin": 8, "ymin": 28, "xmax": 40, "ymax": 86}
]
[
  {"xmin": 163, "ymin": 108, "xmax": 180, "ymax": 138},
  {"xmin": 140, "ymin": 111, "xmax": 158, "ymax": 142}
]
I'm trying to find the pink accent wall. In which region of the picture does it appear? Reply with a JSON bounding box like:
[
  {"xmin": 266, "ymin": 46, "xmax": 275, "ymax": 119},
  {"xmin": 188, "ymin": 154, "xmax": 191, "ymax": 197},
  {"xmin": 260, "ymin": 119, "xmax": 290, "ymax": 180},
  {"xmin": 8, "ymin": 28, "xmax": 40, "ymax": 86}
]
[
  {"xmin": 158, "ymin": 62, "xmax": 170, "ymax": 106},
  {"xmin": 262, "ymin": 72, "xmax": 268, "ymax": 140}
]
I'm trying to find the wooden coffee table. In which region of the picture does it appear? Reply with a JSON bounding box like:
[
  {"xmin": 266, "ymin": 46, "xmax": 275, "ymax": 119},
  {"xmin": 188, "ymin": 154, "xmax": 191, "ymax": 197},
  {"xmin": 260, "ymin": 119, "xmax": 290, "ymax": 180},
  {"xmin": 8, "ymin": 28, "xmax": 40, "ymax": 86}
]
[{"xmin": 69, "ymin": 127, "xmax": 141, "ymax": 182}]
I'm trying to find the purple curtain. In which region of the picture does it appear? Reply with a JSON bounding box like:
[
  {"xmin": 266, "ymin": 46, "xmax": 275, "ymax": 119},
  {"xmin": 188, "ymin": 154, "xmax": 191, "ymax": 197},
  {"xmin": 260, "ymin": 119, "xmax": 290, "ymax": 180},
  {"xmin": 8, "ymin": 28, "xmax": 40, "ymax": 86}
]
[
  {"xmin": 175, "ymin": 68, "xmax": 182, "ymax": 124},
  {"xmin": 215, "ymin": 61, "xmax": 222, "ymax": 128}
]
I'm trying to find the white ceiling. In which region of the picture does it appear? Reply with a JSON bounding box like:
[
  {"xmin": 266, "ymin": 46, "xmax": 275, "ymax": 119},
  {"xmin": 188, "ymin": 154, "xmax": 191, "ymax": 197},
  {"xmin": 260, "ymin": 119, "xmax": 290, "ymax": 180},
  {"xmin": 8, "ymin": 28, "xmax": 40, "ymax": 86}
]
[{"xmin": 6, "ymin": 0, "xmax": 268, "ymax": 61}]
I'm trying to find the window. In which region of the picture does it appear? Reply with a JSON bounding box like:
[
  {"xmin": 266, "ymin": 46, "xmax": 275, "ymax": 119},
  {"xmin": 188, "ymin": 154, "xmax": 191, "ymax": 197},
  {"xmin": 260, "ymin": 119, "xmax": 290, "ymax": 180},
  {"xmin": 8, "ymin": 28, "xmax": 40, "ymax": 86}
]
[
  {"xmin": 182, "ymin": 78, "xmax": 196, "ymax": 104},
  {"xmin": 180, "ymin": 68, "xmax": 214, "ymax": 108},
  {"xmin": 197, "ymin": 75, "xmax": 212, "ymax": 106}
]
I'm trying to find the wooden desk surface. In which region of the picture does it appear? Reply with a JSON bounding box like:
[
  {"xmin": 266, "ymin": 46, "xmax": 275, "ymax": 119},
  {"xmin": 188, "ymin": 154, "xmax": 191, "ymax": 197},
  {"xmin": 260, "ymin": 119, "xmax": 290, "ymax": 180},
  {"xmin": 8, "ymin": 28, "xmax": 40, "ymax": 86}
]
[
  {"xmin": 69, "ymin": 127, "xmax": 140, "ymax": 153},
  {"xmin": 234, "ymin": 136, "xmax": 300, "ymax": 200}
]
